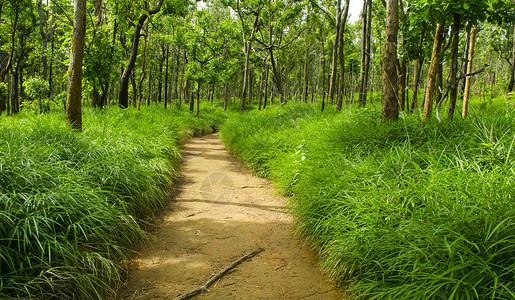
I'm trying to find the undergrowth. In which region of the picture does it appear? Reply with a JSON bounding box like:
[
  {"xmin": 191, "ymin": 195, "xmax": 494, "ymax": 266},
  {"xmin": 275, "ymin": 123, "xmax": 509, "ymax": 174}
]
[
  {"xmin": 220, "ymin": 103, "xmax": 515, "ymax": 299},
  {"xmin": 0, "ymin": 106, "xmax": 225, "ymax": 299}
]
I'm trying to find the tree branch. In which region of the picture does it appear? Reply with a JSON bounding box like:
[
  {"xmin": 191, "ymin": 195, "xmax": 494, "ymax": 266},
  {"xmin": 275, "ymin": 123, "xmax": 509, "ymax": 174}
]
[
  {"xmin": 307, "ymin": 0, "xmax": 335, "ymax": 27},
  {"xmin": 173, "ymin": 248, "xmax": 263, "ymax": 300}
]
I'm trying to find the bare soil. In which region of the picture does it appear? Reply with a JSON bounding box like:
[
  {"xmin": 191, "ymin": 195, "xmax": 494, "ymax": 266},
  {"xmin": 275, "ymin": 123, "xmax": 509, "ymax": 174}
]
[{"xmin": 117, "ymin": 133, "xmax": 342, "ymax": 300}]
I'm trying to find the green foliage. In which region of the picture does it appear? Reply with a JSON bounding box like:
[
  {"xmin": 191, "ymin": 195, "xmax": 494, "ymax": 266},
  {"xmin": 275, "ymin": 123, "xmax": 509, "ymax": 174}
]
[
  {"xmin": 0, "ymin": 106, "xmax": 226, "ymax": 298},
  {"xmin": 22, "ymin": 77, "xmax": 52, "ymax": 114},
  {"xmin": 221, "ymin": 103, "xmax": 515, "ymax": 299}
]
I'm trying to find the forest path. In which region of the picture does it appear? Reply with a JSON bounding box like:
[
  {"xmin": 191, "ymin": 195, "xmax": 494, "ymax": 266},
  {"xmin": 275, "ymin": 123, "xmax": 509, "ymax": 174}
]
[{"xmin": 117, "ymin": 133, "xmax": 342, "ymax": 300}]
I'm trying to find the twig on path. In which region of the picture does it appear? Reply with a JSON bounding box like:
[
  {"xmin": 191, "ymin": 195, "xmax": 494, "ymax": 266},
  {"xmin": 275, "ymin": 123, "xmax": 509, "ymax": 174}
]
[{"xmin": 172, "ymin": 247, "xmax": 264, "ymax": 300}]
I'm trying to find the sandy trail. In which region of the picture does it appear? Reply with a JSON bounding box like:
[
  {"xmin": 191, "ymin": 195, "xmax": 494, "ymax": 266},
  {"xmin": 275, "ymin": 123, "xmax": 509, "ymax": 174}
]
[{"xmin": 117, "ymin": 133, "xmax": 342, "ymax": 299}]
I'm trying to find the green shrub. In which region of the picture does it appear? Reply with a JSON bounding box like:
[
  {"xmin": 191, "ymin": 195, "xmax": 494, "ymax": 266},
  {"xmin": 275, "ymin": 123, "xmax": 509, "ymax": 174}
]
[
  {"xmin": 0, "ymin": 105, "xmax": 226, "ymax": 298},
  {"xmin": 221, "ymin": 103, "xmax": 515, "ymax": 299}
]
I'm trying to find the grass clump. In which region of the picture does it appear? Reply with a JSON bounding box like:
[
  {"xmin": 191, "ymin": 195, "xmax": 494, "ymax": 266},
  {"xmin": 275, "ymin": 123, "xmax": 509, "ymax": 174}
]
[
  {"xmin": 0, "ymin": 106, "xmax": 225, "ymax": 299},
  {"xmin": 220, "ymin": 103, "xmax": 515, "ymax": 299}
]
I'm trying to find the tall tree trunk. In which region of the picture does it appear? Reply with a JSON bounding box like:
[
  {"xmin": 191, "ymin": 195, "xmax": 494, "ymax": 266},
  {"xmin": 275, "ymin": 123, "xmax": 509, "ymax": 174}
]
[
  {"xmin": 66, "ymin": 0, "xmax": 86, "ymax": 131},
  {"xmin": 0, "ymin": 6, "xmax": 19, "ymax": 116},
  {"xmin": 358, "ymin": 0, "xmax": 372, "ymax": 107},
  {"xmin": 460, "ymin": 27, "xmax": 471, "ymax": 95},
  {"xmin": 320, "ymin": 32, "xmax": 326, "ymax": 110},
  {"xmin": 447, "ymin": 13, "xmax": 461, "ymax": 120},
  {"xmin": 302, "ymin": 45, "xmax": 309, "ymax": 103},
  {"xmin": 236, "ymin": 0, "xmax": 261, "ymax": 112},
  {"xmin": 381, "ymin": 0, "xmax": 399, "ymax": 122},
  {"xmin": 263, "ymin": 64, "xmax": 269, "ymax": 109},
  {"xmin": 462, "ymin": 25, "xmax": 478, "ymax": 119},
  {"xmin": 327, "ymin": 0, "xmax": 342, "ymax": 106},
  {"xmin": 509, "ymin": 17, "xmax": 515, "ymax": 92},
  {"xmin": 422, "ymin": 22, "xmax": 446, "ymax": 122},
  {"xmin": 164, "ymin": 46, "xmax": 169, "ymax": 109},
  {"xmin": 118, "ymin": 0, "xmax": 163, "ymax": 108},
  {"xmin": 410, "ymin": 24, "xmax": 426, "ymax": 112},
  {"xmin": 137, "ymin": 25, "xmax": 148, "ymax": 110},
  {"xmin": 224, "ymin": 83, "xmax": 229, "ymax": 111},
  {"xmin": 241, "ymin": 43, "xmax": 250, "ymax": 111},
  {"xmin": 10, "ymin": 67, "xmax": 18, "ymax": 114},
  {"xmin": 158, "ymin": 47, "xmax": 164, "ymax": 103},
  {"xmin": 174, "ymin": 49, "xmax": 180, "ymax": 101},
  {"xmin": 336, "ymin": 0, "xmax": 350, "ymax": 111}
]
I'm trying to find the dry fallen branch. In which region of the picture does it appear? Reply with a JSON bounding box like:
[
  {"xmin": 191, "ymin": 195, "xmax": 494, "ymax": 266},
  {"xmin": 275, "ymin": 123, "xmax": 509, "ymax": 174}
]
[{"xmin": 173, "ymin": 247, "xmax": 264, "ymax": 300}]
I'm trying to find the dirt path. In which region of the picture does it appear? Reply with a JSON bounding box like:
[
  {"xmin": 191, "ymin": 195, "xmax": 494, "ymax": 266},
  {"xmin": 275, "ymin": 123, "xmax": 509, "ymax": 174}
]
[{"xmin": 117, "ymin": 134, "xmax": 342, "ymax": 299}]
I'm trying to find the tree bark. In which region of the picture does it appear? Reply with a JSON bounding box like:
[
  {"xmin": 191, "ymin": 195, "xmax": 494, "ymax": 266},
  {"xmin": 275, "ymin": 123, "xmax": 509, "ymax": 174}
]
[
  {"xmin": 327, "ymin": 0, "xmax": 342, "ymax": 106},
  {"xmin": 137, "ymin": 24, "xmax": 148, "ymax": 110},
  {"xmin": 509, "ymin": 19, "xmax": 515, "ymax": 92},
  {"xmin": 118, "ymin": 0, "xmax": 164, "ymax": 108},
  {"xmin": 410, "ymin": 24, "xmax": 426, "ymax": 112},
  {"xmin": 66, "ymin": 0, "xmax": 86, "ymax": 131},
  {"xmin": 358, "ymin": 0, "xmax": 372, "ymax": 107},
  {"xmin": 320, "ymin": 32, "xmax": 326, "ymax": 112},
  {"xmin": 164, "ymin": 45, "xmax": 169, "ymax": 109},
  {"xmin": 462, "ymin": 25, "xmax": 478, "ymax": 119},
  {"xmin": 263, "ymin": 64, "xmax": 269, "ymax": 109},
  {"xmin": 302, "ymin": 45, "xmax": 309, "ymax": 103},
  {"xmin": 422, "ymin": 22, "xmax": 445, "ymax": 122},
  {"xmin": 236, "ymin": 0, "xmax": 261, "ymax": 112},
  {"xmin": 381, "ymin": 0, "xmax": 399, "ymax": 122},
  {"xmin": 447, "ymin": 13, "xmax": 461, "ymax": 120},
  {"xmin": 336, "ymin": 0, "xmax": 349, "ymax": 111}
]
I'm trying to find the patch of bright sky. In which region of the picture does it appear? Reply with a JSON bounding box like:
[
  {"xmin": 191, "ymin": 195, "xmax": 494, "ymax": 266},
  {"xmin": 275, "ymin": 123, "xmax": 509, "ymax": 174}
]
[{"xmin": 348, "ymin": 0, "xmax": 364, "ymax": 24}]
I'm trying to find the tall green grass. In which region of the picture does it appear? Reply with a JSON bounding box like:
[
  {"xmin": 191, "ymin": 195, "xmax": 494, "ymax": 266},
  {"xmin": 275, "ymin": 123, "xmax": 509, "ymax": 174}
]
[
  {"xmin": 221, "ymin": 103, "xmax": 515, "ymax": 299},
  {"xmin": 0, "ymin": 106, "xmax": 225, "ymax": 299}
]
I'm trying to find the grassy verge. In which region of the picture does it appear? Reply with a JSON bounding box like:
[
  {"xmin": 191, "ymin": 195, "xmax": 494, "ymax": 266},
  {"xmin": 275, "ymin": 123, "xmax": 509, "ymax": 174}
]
[
  {"xmin": 220, "ymin": 103, "xmax": 515, "ymax": 299},
  {"xmin": 0, "ymin": 106, "xmax": 226, "ymax": 299}
]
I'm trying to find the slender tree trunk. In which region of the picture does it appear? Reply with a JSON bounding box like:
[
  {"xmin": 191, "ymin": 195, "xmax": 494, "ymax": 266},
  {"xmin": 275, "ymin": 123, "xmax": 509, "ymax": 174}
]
[
  {"xmin": 189, "ymin": 89, "xmax": 194, "ymax": 113},
  {"xmin": 409, "ymin": 23, "xmax": 426, "ymax": 112},
  {"xmin": 422, "ymin": 22, "xmax": 446, "ymax": 122},
  {"xmin": 509, "ymin": 19, "xmax": 515, "ymax": 92},
  {"xmin": 224, "ymin": 83, "xmax": 228, "ymax": 111},
  {"xmin": 158, "ymin": 47, "xmax": 164, "ymax": 103},
  {"xmin": 263, "ymin": 64, "xmax": 269, "ymax": 109},
  {"xmin": 10, "ymin": 67, "xmax": 18, "ymax": 114},
  {"xmin": 302, "ymin": 45, "xmax": 309, "ymax": 103},
  {"xmin": 328, "ymin": 0, "xmax": 342, "ymax": 106},
  {"xmin": 448, "ymin": 13, "xmax": 461, "ymax": 120},
  {"xmin": 358, "ymin": 0, "xmax": 372, "ymax": 107},
  {"xmin": 118, "ymin": 0, "xmax": 163, "ymax": 108},
  {"xmin": 164, "ymin": 45, "xmax": 169, "ymax": 109},
  {"xmin": 66, "ymin": 0, "xmax": 86, "ymax": 131},
  {"xmin": 336, "ymin": 0, "xmax": 350, "ymax": 111},
  {"xmin": 462, "ymin": 25, "xmax": 478, "ymax": 119},
  {"xmin": 137, "ymin": 24, "xmax": 148, "ymax": 110},
  {"xmin": 196, "ymin": 82, "xmax": 200, "ymax": 116},
  {"xmin": 460, "ymin": 27, "xmax": 471, "ymax": 95},
  {"xmin": 320, "ymin": 33, "xmax": 326, "ymax": 110},
  {"xmin": 381, "ymin": 0, "xmax": 399, "ymax": 122}
]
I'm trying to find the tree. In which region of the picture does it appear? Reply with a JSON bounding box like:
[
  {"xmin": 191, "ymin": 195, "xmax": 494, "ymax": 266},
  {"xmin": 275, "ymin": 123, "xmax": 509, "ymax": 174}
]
[
  {"xmin": 462, "ymin": 24, "xmax": 478, "ymax": 118},
  {"xmin": 235, "ymin": 0, "xmax": 262, "ymax": 112},
  {"xmin": 358, "ymin": 0, "xmax": 372, "ymax": 108},
  {"xmin": 65, "ymin": 0, "xmax": 86, "ymax": 131},
  {"xmin": 335, "ymin": 0, "xmax": 349, "ymax": 111},
  {"xmin": 381, "ymin": 0, "xmax": 399, "ymax": 122},
  {"xmin": 422, "ymin": 22, "xmax": 445, "ymax": 122},
  {"xmin": 118, "ymin": 0, "xmax": 164, "ymax": 108}
]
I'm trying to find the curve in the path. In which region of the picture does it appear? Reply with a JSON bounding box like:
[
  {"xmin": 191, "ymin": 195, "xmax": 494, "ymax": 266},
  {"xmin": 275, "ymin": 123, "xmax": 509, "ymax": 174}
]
[{"xmin": 117, "ymin": 133, "xmax": 342, "ymax": 300}]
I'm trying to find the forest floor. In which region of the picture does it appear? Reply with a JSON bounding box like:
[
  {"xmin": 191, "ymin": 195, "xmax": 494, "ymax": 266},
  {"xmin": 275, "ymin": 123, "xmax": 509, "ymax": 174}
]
[{"xmin": 116, "ymin": 133, "xmax": 342, "ymax": 300}]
